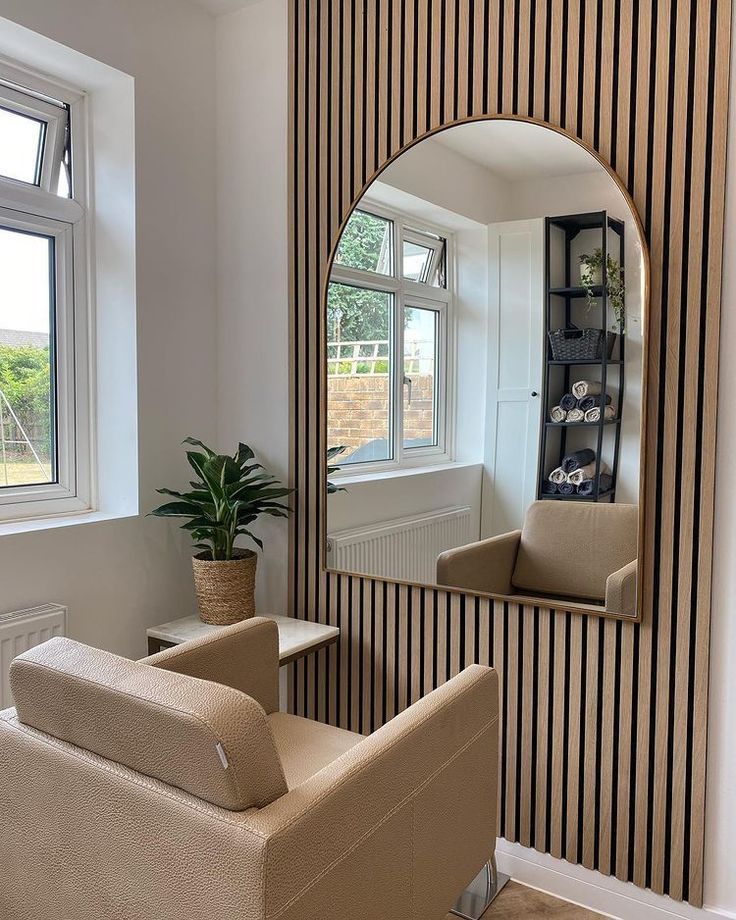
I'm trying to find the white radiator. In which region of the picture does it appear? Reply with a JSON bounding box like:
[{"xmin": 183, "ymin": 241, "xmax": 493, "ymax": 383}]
[
  {"xmin": 0, "ymin": 604, "xmax": 67, "ymax": 710},
  {"xmin": 327, "ymin": 506, "xmax": 474, "ymax": 584}
]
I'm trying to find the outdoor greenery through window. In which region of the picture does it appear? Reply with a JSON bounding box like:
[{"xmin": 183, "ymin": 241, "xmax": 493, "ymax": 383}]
[{"xmin": 328, "ymin": 205, "xmax": 451, "ymax": 470}]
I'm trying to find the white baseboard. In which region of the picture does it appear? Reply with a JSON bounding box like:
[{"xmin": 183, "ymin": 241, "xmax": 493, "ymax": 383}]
[{"xmin": 495, "ymin": 840, "xmax": 736, "ymax": 920}]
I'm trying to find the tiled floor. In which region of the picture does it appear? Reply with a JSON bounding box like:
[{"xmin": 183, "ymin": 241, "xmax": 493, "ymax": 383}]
[{"xmin": 443, "ymin": 881, "xmax": 605, "ymax": 919}]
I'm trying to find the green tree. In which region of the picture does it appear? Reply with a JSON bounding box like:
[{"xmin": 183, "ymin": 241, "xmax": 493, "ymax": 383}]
[
  {"xmin": 329, "ymin": 210, "xmax": 392, "ymax": 344},
  {"xmin": 0, "ymin": 345, "xmax": 51, "ymax": 458}
]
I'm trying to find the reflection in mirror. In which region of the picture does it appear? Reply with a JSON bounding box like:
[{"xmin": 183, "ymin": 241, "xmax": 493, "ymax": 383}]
[{"xmin": 325, "ymin": 120, "xmax": 647, "ymax": 619}]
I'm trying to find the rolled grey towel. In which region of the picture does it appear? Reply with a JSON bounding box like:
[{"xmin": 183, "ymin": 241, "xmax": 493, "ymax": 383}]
[
  {"xmin": 542, "ymin": 479, "xmax": 558, "ymax": 495},
  {"xmin": 577, "ymin": 473, "xmax": 613, "ymax": 496},
  {"xmin": 560, "ymin": 393, "xmax": 578, "ymax": 412},
  {"xmin": 567, "ymin": 460, "xmax": 610, "ymax": 486},
  {"xmin": 578, "ymin": 393, "xmax": 612, "ymax": 412},
  {"xmin": 549, "ymin": 405, "xmax": 567, "ymax": 423},
  {"xmin": 561, "ymin": 448, "xmax": 596, "ymax": 473},
  {"xmin": 584, "ymin": 404, "xmax": 616, "ymax": 423},
  {"xmin": 558, "ymin": 481, "xmax": 575, "ymax": 495},
  {"xmin": 549, "ymin": 467, "xmax": 568, "ymax": 485},
  {"xmin": 572, "ymin": 379, "xmax": 602, "ymax": 399},
  {"xmin": 566, "ymin": 408, "xmax": 585, "ymax": 423}
]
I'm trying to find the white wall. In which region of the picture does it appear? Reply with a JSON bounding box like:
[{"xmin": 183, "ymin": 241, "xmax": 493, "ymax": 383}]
[
  {"xmin": 0, "ymin": 0, "xmax": 217, "ymax": 658},
  {"xmin": 215, "ymin": 0, "xmax": 290, "ymax": 613},
  {"xmin": 379, "ymin": 136, "xmax": 511, "ymax": 224}
]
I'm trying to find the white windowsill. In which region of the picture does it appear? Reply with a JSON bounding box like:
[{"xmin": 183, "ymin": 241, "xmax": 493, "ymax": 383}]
[
  {"xmin": 333, "ymin": 460, "xmax": 481, "ymax": 487},
  {"xmin": 0, "ymin": 508, "xmax": 138, "ymax": 538}
]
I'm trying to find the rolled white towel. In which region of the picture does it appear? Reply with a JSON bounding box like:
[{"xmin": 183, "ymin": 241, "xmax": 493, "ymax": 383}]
[
  {"xmin": 549, "ymin": 467, "xmax": 567, "ymax": 484},
  {"xmin": 584, "ymin": 404, "xmax": 617, "ymax": 423},
  {"xmin": 567, "ymin": 460, "xmax": 610, "ymax": 486},
  {"xmin": 550, "ymin": 405, "xmax": 567, "ymax": 423},
  {"xmin": 566, "ymin": 407, "xmax": 585, "ymax": 422},
  {"xmin": 572, "ymin": 379, "xmax": 602, "ymax": 399}
]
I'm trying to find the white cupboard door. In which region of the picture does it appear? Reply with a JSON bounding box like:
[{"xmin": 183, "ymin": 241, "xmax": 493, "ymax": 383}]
[{"xmin": 482, "ymin": 219, "xmax": 545, "ymax": 538}]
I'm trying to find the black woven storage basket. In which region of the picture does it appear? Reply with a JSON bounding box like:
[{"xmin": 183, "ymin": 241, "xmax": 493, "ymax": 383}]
[{"xmin": 548, "ymin": 327, "xmax": 617, "ymax": 361}]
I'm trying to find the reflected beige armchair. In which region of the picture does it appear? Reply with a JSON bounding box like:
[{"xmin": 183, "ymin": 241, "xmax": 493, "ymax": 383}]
[
  {"xmin": 437, "ymin": 500, "xmax": 638, "ymax": 616},
  {"xmin": 0, "ymin": 617, "xmax": 499, "ymax": 920}
]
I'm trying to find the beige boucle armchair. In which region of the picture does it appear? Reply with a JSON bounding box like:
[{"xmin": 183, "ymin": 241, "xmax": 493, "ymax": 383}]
[
  {"xmin": 437, "ymin": 500, "xmax": 638, "ymax": 616},
  {"xmin": 0, "ymin": 617, "xmax": 499, "ymax": 920}
]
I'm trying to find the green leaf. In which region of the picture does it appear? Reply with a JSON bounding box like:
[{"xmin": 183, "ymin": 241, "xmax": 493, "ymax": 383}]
[
  {"xmin": 150, "ymin": 501, "xmax": 203, "ymax": 517},
  {"xmin": 236, "ymin": 443, "xmax": 255, "ymax": 466},
  {"xmin": 237, "ymin": 528, "xmax": 264, "ymax": 551},
  {"xmin": 183, "ymin": 437, "xmax": 216, "ymax": 457}
]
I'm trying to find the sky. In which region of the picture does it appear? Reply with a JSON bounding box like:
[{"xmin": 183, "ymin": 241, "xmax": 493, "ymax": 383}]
[{"xmin": 0, "ymin": 110, "xmax": 53, "ymax": 335}]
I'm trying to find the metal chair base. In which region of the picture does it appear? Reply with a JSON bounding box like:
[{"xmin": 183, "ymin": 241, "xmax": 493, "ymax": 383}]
[{"xmin": 450, "ymin": 856, "xmax": 510, "ymax": 919}]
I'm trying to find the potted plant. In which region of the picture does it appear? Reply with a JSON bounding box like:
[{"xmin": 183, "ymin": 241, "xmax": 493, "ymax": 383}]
[
  {"xmin": 579, "ymin": 248, "xmax": 625, "ymax": 329},
  {"xmin": 152, "ymin": 438, "xmax": 293, "ymax": 625},
  {"xmin": 327, "ymin": 445, "xmax": 347, "ymax": 494}
]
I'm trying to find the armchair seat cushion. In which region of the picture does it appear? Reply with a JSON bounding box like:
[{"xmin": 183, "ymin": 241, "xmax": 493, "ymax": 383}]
[
  {"xmin": 269, "ymin": 712, "xmax": 364, "ymax": 788},
  {"xmin": 511, "ymin": 501, "xmax": 638, "ymax": 602}
]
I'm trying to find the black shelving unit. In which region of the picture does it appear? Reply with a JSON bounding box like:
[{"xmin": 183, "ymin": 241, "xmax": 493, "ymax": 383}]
[{"xmin": 537, "ymin": 211, "xmax": 625, "ymax": 501}]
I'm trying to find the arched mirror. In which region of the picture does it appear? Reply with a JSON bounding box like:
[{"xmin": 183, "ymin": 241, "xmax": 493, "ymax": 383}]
[{"xmin": 323, "ymin": 118, "xmax": 648, "ymax": 620}]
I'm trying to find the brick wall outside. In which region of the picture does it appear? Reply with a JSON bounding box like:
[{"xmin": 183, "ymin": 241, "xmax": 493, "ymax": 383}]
[{"xmin": 327, "ymin": 374, "xmax": 435, "ymax": 453}]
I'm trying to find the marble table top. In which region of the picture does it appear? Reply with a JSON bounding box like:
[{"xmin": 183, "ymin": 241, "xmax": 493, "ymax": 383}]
[{"xmin": 147, "ymin": 614, "xmax": 339, "ymax": 665}]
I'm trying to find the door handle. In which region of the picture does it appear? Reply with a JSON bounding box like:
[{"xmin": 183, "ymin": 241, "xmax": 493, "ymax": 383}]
[{"xmin": 531, "ymin": 391, "xmax": 539, "ymax": 398}]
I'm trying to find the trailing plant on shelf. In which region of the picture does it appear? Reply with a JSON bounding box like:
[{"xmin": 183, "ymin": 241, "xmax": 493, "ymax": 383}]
[
  {"xmin": 151, "ymin": 437, "xmax": 293, "ymax": 624},
  {"xmin": 327, "ymin": 445, "xmax": 347, "ymax": 494},
  {"xmin": 579, "ymin": 248, "xmax": 625, "ymax": 330}
]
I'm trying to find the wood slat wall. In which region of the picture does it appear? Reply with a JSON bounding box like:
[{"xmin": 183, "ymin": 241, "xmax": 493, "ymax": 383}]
[{"xmin": 288, "ymin": 0, "xmax": 731, "ymax": 906}]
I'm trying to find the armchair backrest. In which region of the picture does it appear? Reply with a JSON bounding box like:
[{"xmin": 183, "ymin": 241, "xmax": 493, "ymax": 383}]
[
  {"xmin": 511, "ymin": 500, "xmax": 638, "ymax": 601},
  {"xmin": 10, "ymin": 636, "xmax": 287, "ymax": 811}
]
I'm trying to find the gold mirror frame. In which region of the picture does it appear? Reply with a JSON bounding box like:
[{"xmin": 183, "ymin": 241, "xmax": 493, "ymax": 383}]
[{"xmin": 320, "ymin": 114, "xmax": 651, "ymax": 622}]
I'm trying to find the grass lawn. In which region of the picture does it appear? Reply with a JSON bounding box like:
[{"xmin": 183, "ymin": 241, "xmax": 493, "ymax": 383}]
[{"xmin": 0, "ymin": 458, "xmax": 52, "ymax": 487}]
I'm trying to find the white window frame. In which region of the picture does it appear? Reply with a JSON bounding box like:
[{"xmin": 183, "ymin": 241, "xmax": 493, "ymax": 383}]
[
  {"xmin": 328, "ymin": 200, "xmax": 456, "ymax": 476},
  {"xmin": 0, "ymin": 61, "xmax": 92, "ymax": 523}
]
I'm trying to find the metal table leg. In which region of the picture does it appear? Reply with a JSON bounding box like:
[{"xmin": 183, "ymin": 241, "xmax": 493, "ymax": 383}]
[{"xmin": 450, "ymin": 855, "xmax": 510, "ymax": 919}]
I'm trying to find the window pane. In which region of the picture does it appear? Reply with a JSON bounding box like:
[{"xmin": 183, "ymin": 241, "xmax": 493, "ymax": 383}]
[
  {"xmin": 403, "ymin": 241, "xmax": 433, "ymax": 283},
  {"xmin": 0, "ymin": 226, "xmax": 55, "ymax": 488},
  {"xmin": 327, "ymin": 282, "xmax": 392, "ymax": 465},
  {"xmin": 334, "ymin": 210, "xmax": 393, "ymax": 275},
  {"xmin": 0, "ymin": 107, "xmax": 43, "ymax": 185},
  {"xmin": 403, "ymin": 306, "xmax": 438, "ymax": 449}
]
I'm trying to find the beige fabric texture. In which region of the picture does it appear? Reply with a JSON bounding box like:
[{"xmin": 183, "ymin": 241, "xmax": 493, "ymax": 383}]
[
  {"xmin": 269, "ymin": 711, "xmax": 364, "ymax": 788},
  {"xmin": 436, "ymin": 530, "xmax": 522, "ymax": 595},
  {"xmin": 144, "ymin": 616, "xmax": 280, "ymax": 714},
  {"xmin": 606, "ymin": 558, "xmax": 638, "ymax": 616},
  {"xmin": 511, "ymin": 501, "xmax": 638, "ymax": 601},
  {"xmin": 10, "ymin": 636, "xmax": 287, "ymax": 811},
  {"xmin": 0, "ymin": 628, "xmax": 499, "ymax": 920}
]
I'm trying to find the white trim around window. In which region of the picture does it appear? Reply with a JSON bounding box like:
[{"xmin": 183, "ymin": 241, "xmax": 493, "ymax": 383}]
[
  {"xmin": 328, "ymin": 200, "xmax": 456, "ymax": 476},
  {"xmin": 0, "ymin": 63, "xmax": 93, "ymax": 523}
]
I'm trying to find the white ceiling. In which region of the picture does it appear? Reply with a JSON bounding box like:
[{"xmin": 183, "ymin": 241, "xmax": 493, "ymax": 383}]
[
  {"xmin": 432, "ymin": 120, "xmax": 600, "ymax": 181},
  {"xmin": 187, "ymin": 0, "xmax": 262, "ymax": 15}
]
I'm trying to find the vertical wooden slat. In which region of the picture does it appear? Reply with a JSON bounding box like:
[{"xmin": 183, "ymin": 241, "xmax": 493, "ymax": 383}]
[{"xmin": 290, "ymin": 0, "xmax": 732, "ymax": 907}]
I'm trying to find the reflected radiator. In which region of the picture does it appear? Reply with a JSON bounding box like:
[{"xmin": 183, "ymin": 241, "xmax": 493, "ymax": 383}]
[
  {"xmin": 0, "ymin": 604, "xmax": 67, "ymax": 710},
  {"xmin": 327, "ymin": 506, "xmax": 474, "ymax": 584}
]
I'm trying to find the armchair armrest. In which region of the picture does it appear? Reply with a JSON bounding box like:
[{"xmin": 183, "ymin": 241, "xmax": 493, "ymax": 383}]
[
  {"xmin": 605, "ymin": 559, "xmax": 638, "ymax": 616},
  {"xmin": 143, "ymin": 616, "xmax": 280, "ymax": 714},
  {"xmin": 246, "ymin": 665, "xmax": 499, "ymax": 920},
  {"xmin": 436, "ymin": 530, "xmax": 522, "ymax": 596}
]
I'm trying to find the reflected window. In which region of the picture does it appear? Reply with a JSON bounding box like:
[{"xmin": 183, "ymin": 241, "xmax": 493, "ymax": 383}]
[
  {"xmin": 403, "ymin": 306, "xmax": 439, "ymax": 448},
  {"xmin": 327, "ymin": 283, "xmax": 393, "ymax": 464},
  {"xmin": 402, "ymin": 229, "xmax": 446, "ymax": 287},
  {"xmin": 334, "ymin": 209, "xmax": 393, "ymax": 275},
  {"xmin": 327, "ymin": 202, "xmax": 451, "ymax": 471}
]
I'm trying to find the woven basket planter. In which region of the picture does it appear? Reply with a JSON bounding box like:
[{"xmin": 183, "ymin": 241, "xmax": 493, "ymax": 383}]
[{"xmin": 191, "ymin": 549, "xmax": 257, "ymax": 625}]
